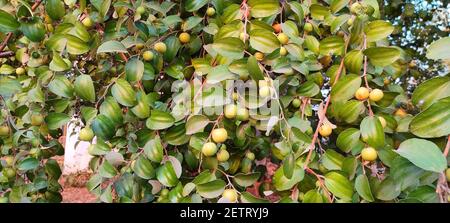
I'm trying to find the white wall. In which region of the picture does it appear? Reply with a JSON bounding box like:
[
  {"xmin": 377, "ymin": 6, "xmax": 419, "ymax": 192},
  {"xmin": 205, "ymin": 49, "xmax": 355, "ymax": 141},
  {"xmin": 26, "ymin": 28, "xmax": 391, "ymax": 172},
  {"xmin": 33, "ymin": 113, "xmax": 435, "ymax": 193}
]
[{"xmin": 63, "ymin": 119, "xmax": 93, "ymax": 175}]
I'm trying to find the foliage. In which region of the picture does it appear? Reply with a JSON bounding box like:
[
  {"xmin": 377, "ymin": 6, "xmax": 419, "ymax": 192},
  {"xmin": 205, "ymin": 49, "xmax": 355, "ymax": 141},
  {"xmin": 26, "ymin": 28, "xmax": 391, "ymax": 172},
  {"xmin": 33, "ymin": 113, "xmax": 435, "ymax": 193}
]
[{"xmin": 0, "ymin": 0, "xmax": 449, "ymax": 203}]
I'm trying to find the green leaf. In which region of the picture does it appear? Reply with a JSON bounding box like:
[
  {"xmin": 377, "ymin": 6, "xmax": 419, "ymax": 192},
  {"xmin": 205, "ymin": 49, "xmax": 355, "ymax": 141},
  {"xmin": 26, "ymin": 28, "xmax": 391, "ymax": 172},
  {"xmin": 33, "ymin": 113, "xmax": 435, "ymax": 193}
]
[
  {"xmin": 344, "ymin": 50, "xmax": 364, "ymax": 74},
  {"xmin": 426, "ymin": 37, "xmax": 450, "ymax": 60},
  {"xmin": 206, "ymin": 65, "xmax": 238, "ymax": 84},
  {"xmin": 247, "ymin": 56, "xmax": 265, "ymax": 81},
  {"xmin": 99, "ymin": 160, "xmax": 117, "ymax": 178},
  {"xmin": 303, "ymin": 190, "xmax": 325, "ymax": 203},
  {"xmin": 143, "ymin": 135, "xmax": 164, "ymax": 163},
  {"xmin": 364, "ymin": 20, "xmax": 394, "ymax": 42},
  {"xmin": 49, "ymin": 52, "xmax": 71, "ymax": 72},
  {"xmin": 410, "ymin": 97, "xmax": 450, "ymax": 138},
  {"xmin": 183, "ymin": 16, "xmax": 203, "ymax": 31},
  {"xmin": 0, "ymin": 77, "xmax": 21, "ymax": 99},
  {"xmin": 233, "ymin": 172, "xmax": 261, "ymax": 187},
  {"xmin": 310, "ymin": 4, "xmax": 331, "ymax": 20},
  {"xmin": 364, "ymin": 47, "xmax": 401, "ymax": 67},
  {"xmin": 91, "ymin": 115, "xmax": 116, "ymax": 140},
  {"xmin": 396, "ymin": 138, "xmax": 446, "ymax": 173},
  {"xmin": 17, "ymin": 157, "xmax": 39, "ymax": 171},
  {"xmin": 324, "ymin": 172, "xmax": 353, "ymax": 201},
  {"xmin": 0, "ymin": 9, "xmax": 20, "ymax": 33},
  {"xmin": 125, "ymin": 58, "xmax": 144, "ymax": 83},
  {"xmin": 185, "ymin": 0, "xmax": 209, "ymax": 12},
  {"xmin": 355, "ymin": 174, "xmax": 374, "ymax": 202},
  {"xmin": 74, "ymin": 74, "xmax": 95, "ymax": 102},
  {"xmin": 240, "ymin": 192, "xmax": 270, "ymax": 203},
  {"xmin": 330, "ymin": 0, "xmax": 350, "ymax": 13},
  {"xmin": 196, "ymin": 179, "xmax": 226, "ymax": 199},
  {"xmin": 360, "ymin": 116, "xmax": 385, "ymax": 148},
  {"xmin": 212, "ymin": 37, "xmax": 244, "ymax": 59},
  {"xmin": 186, "ymin": 115, "xmax": 210, "ymax": 135},
  {"xmin": 304, "ymin": 35, "xmax": 320, "ymax": 54},
  {"xmin": 375, "ymin": 177, "xmax": 401, "ymax": 201},
  {"xmin": 97, "ymin": 40, "xmax": 128, "ymax": 54},
  {"xmin": 146, "ymin": 110, "xmax": 175, "ymax": 130},
  {"xmin": 336, "ymin": 128, "xmax": 364, "ymax": 153},
  {"xmin": 45, "ymin": 0, "xmax": 65, "ymax": 20},
  {"xmin": 156, "ymin": 162, "xmax": 179, "ymax": 187},
  {"xmin": 249, "ymin": 29, "xmax": 279, "ymax": 53},
  {"xmin": 133, "ymin": 156, "xmax": 155, "ymax": 179},
  {"xmin": 248, "ymin": 0, "xmax": 280, "ymax": 18},
  {"xmin": 111, "ymin": 79, "xmax": 137, "ymax": 107},
  {"xmin": 321, "ymin": 150, "xmax": 344, "ymax": 171},
  {"xmin": 331, "ymin": 14, "xmax": 351, "ymax": 34},
  {"xmin": 273, "ymin": 165, "xmax": 304, "ymax": 191},
  {"xmin": 297, "ymin": 81, "xmax": 320, "ymax": 97},
  {"xmin": 320, "ymin": 36, "xmax": 344, "ymax": 56},
  {"xmin": 411, "ymin": 76, "xmax": 450, "ymax": 110},
  {"xmin": 45, "ymin": 113, "xmax": 70, "ymax": 130},
  {"xmin": 337, "ymin": 100, "xmax": 365, "ymax": 124},
  {"xmin": 48, "ymin": 75, "xmax": 74, "ymax": 98},
  {"xmin": 330, "ymin": 74, "xmax": 361, "ymax": 103}
]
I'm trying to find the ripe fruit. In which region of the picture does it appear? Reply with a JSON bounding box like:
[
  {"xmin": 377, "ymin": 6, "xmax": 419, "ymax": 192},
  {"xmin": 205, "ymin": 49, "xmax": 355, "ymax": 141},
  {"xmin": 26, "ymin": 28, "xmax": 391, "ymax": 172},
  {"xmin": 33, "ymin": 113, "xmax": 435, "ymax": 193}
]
[
  {"xmin": 378, "ymin": 116, "xmax": 387, "ymax": 128},
  {"xmin": 319, "ymin": 124, "xmax": 332, "ymax": 137},
  {"xmin": 0, "ymin": 125, "xmax": 10, "ymax": 136},
  {"xmin": 394, "ymin": 108, "xmax": 407, "ymax": 117},
  {"xmin": 31, "ymin": 114, "xmax": 44, "ymax": 126},
  {"xmin": 79, "ymin": 127, "xmax": 94, "ymax": 141},
  {"xmin": 292, "ymin": 98, "xmax": 301, "ymax": 108},
  {"xmin": 136, "ymin": 6, "xmax": 146, "ymax": 14},
  {"xmin": 179, "ymin": 32, "xmax": 191, "ymax": 44},
  {"xmin": 272, "ymin": 23, "xmax": 281, "ymax": 33},
  {"xmin": 236, "ymin": 107, "xmax": 249, "ymax": 121},
  {"xmin": 16, "ymin": 67, "xmax": 25, "ymax": 75},
  {"xmin": 3, "ymin": 155, "xmax": 14, "ymax": 167},
  {"xmin": 277, "ymin": 33, "xmax": 289, "ymax": 45},
  {"xmin": 361, "ymin": 147, "xmax": 378, "ymax": 161},
  {"xmin": 135, "ymin": 43, "xmax": 145, "ymax": 50},
  {"xmin": 216, "ymin": 149, "xmax": 230, "ymax": 162},
  {"xmin": 206, "ymin": 7, "xmax": 216, "ymax": 16},
  {"xmin": 259, "ymin": 86, "xmax": 271, "ymax": 97},
  {"xmin": 224, "ymin": 104, "xmax": 238, "ymax": 119},
  {"xmin": 143, "ymin": 51, "xmax": 154, "ymax": 61},
  {"xmin": 254, "ymin": 52, "xmax": 264, "ymax": 61},
  {"xmin": 211, "ymin": 128, "xmax": 228, "ymax": 143},
  {"xmin": 304, "ymin": 23, "xmax": 313, "ymax": 32},
  {"xmin": 355, "ymin": 87, "xmax": 370, "ymax": 100},
  {"xmin": 154, "ymin": 42, "xmax": 167, "ymax": 53},
  {"xmin": 245, "ymin": 152, "xmax": 255, "ymax": 161},
  {"xmin": 279, "ymin": 46, "xmax": 287, "ymax": 56},
  {"xmin": 82, "ymin": 16, "xmax": 93, "ymax": 28},
  {"xmin": 446, "ymin": 168, "xmax": 450, "ymax": 182},
  {"xmin": 222, "ymin": 189, "xmax": 238, "ymax": 202},
  {"xmin": 202, "ymin": 142, "xmax": 218, "ymax": 157},
  {"xmin": 369, "ymin": 89, "xmax": 384, "ymax": 102}
]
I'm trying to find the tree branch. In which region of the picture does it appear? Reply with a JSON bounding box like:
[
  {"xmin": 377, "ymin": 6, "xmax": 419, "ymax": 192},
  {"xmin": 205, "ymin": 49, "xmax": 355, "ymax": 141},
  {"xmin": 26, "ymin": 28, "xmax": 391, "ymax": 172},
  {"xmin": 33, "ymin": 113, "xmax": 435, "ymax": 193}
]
[{"xmin": 0, "ymin": 33, "xmax": 13, "ymax": 52}]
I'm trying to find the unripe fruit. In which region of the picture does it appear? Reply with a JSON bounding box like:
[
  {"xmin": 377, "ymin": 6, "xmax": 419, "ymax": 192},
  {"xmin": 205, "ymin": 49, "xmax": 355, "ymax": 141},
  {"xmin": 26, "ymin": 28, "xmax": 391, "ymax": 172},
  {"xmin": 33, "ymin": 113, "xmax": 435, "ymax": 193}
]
[
  {"xmin": 16, "ymin": 67, "xmax": 25, "ymax": 75},
  {"xmin": 135, "ymin": 43, "xmax": 145, "ymax": 50},
  {"xmin": 216, "ymin": 149, "xmax": 230, "ymax": 162},
  {"xmin": 245, "ymin": 152, "xmax": 255, "ymax": 161},
  {"xmin": 224, "ymin": 104, "xmax": 238, "ymax": 119},
  {"xmin": 136, "ymin": 6, "xmax": 146, "ymax": 14},
  {"xmin": 236, "ymin": 107, "xmax": 249, "ymax": 121},
  {"xmin": 446, "ymin": 168, "xmax": 450, "ymax": 182},
  {"xmin": 272, "ymin": 23, "xmax": 281, "ymax": 33},
  {"xmin": 355, "ymin": 87, "xmax": 370, "ymax": 100},
  {"xmin": 347, "ymin": 18, "xmax": 354, "ymax": 26},
  {"xmin": 206, "ymin": 7, "xmax": 216, "ymax": 16},
  {"xmin": 202, "ymin": 142, "xmax": 218, "ymax": 157},
  {"xmin": 79, "ymin": 127, "xmax": 94, "ymax": 141},
  {"xmin": 292, "ymin": 98, "xmax": 301, "ymax": 108},
  {"xmin": 179, "ymin": 32, "xmax": 191, "ymax": 44},
  {"xmin": 304, "ymin": 23, "xmax": 313, "ymax": 32},
  {"xmin": 232, "ymin": 92, "xmax": 239, "ymax": 101},
  {"xmin": 31, "ymin": 114, "xmax": 44, "ymax": 126},
  {"xmin": 30, "ymin": 137, "xmax": 41, "ymax": 147},
  {"xmin": 259, "ymin": 86, "xmax": 271, "ymax": 97},
  {"xmin": 279, "ymin": 46, "xmax": 287, "ymax": 56},
  {"xmin": 254, "ymin": 52, "xmax": 264, "ymax": 61},
  {"xmin": 350, "ymin": 2, "xmax": 363, "ymax": 14},
  {"xmin": 369, "ymin": 89, "xmax": 384, "ymax": 102},
  {"xmin": 0, "ymin": 125, "xmax": 10, "ymax": 136},
  {"xmin": 277, "ymin": 33, "xmax": 289, "ymax": 45},
  {"xmin": 394, "ymin": 108, "xmax": 407, "ymax": 118},
  {"xmin": 222, "ymin": 189, "xmax": 238, "ymax": 202},
  {"xmin": 82, "ymin": 17, "xmax": 93, "ymax": 28},
  {"xmin": 211, "ymin": 128, "xmax": 228, "ymax": 143},
  {"xmin": 378, "ymin": 116, "xmax": 387, "ymax": 128},
  {"xmin": 143, "ymin": 51, "xmax": 154, "ymax": 61},
  {"xmin": 4, "ymin": 168, "xmax": 15, "ymax": 178},
  {"xmin": 160, "ymin": 188, "xmax": 169, "ymax": 197},
  {"xmin": 4, "ymin": 155, "xmax": 14, "ymax": 167},
  {"xmin": 319, "ymin": 124, "xmax": 332, "ymax": 137},
  {"xmin": 154, "ymin": 42, "xmax": 167, "ymax": 53},
  {"xmin": 361, "ymin": 147, "xmax": 377, "ymax": 161}
]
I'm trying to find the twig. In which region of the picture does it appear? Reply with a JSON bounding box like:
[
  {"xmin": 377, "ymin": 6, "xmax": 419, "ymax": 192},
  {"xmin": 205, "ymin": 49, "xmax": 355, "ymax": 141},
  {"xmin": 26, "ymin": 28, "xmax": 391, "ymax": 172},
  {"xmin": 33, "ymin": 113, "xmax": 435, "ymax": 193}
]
[
  {"xmin": 362, "ymin": 35, "xmax": 374, "ymax": 116},
  {"xmin": 0, "ymin": 33, "xmax": 13, "ymax": 52},
  {"xmin": 0, "ymin": 51, "xmax": 14, "ymax": 58},
  {"xmin": 31, "ymin": 0, "xmax": 42, "ymax": 11},
  {"xmin": 305, "ymin": 168, "xmax": 333, "ymax": 203},
  {"xmin": 436, "ymin": 135, "xmax": 450, "ymax": 203}
]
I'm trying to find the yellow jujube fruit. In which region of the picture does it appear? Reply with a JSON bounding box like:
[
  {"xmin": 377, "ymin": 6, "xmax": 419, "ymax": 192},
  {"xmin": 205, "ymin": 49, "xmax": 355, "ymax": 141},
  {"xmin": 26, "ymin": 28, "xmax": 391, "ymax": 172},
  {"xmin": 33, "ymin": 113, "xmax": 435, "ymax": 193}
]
[
  {"xmin": 277, "ymin": 33, "xmax": 289, "ymax": 45},
  {"xmin": 394, "ymin": 108, "xmax": 407, "ymax": 117},
  {"xmin": 31, "ymin": 114, "xmax": 44, "ymax": 126},
  {"xmin": 216, "ymin": 149, "xmax": 230, "ymax": 162},
  {"xmin": 202, "ymin": 142, "xmax": 218, "ymax": 156},
  {"xmin": 245, "ymin": 151, "xmax": 255, "ymax": 161},
  {"xmin": 224, "ymin": 104, "xmax": 238, "ymax": 119},
  {"xmin": 222, "ymin": 189, "xmax": 238, "ymax": 202},
  {"xmin": 254, "ymin": 52, "xmax": 264, "ymax": 61},
  {"xmin": 79, "ymin": 127, "xmax": 94, "ymax": 141},
  {"xmin": 206, "ymin": 7, "xmax": 216, "ymax": 16},
  {"xmin": 369, "ymin": 89, "xmax": 384, "ymax": 102},
  {"xmin": 319, "ymin": 124, "xmax": 332, "ymax": 137},
  {"xmin": 236, "ymin": 107, "xmax": 249, "ymax": 121},
  {"xmin": 259, "ymin": 86, "xmax": 271, "ymax": 97},
  {"xmin": 361, "ymin": 147, "xmax": 378, "ymax": 161},
  {"xmin": 355, "ymin": 87, "xmax": 370, "ymax": 100},
  {"xmin": 0, "ymin": 125, "xmax": 10, "ymax": 136},
  {"xmin": 304, "ymin": 23, "xmax": 313, "ymax": 32},
  {"xmin": 16, "ymin": 67, "xmax": 25, "ymax": 75},
  {"xmin": 179, "ymin": 32, "xmax": 191, "ymax": 44},
  {"xmin": 279, "ymin": 46, "xmax": 287, "ymax": 56},
  {"xmin": 143, "ymin": 51, "xmax": 154, "ymax": 61},
  {"xmin": 154, "ymin": 42, "xmax": 167, "ymax": 53},
  {"xmin": 82, "ymin": 17, "xmax": 93, "ymax": 28},
  {"xmin": 211, "ymin": 128, "xmax": 228, "ymax": 143}
]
